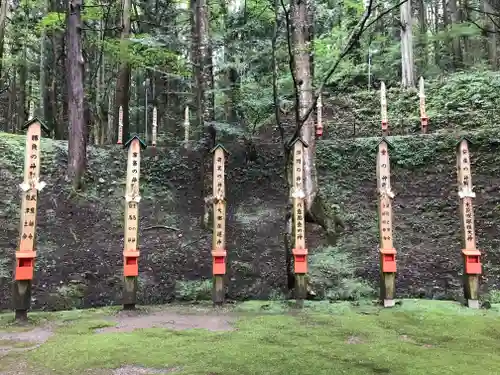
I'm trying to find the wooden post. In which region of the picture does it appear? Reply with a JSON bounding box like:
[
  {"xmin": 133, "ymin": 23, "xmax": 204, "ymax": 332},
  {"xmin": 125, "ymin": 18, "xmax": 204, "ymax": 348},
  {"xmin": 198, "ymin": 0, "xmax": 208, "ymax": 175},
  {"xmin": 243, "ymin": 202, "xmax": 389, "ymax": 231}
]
[
  {"xmin": 419, "ymin": 77, "xmax": 428, "ymax": 134},
  {"xmin": 380, "ymin": 82, "xmax": 389, "ymax": 136},
  {"xmin": 316, "ymin": 94, "xmax": 323, "ymax": 137},
  {"xmin": 456, "ymin": 138, "xmax": 481, "ymax": 308},
  {"xmin": 14, "ymin": 118, "xmax": 49, "ymax": 321},
  {"xmin": 211, "ymin": 144, "xmax": 229, "ymax": 305},
  {"xmin": 184, "ymin": 106, "xmax": 190, "ymax": 148},
  {"xmin": 290, "ymin": 137, "xmax": 309, "ymax": 304},
  {"xmin": 151, "ymin": 106, "xmax": 158, "ymax": 160},
  {"xmin": 152, "ymin": 106, "xmax": 157, "ymax": 147},
  {"xmin": 117, "ymin": 106, "xmax": 124, "ymax": 145},
  {"xmin": 122, "ymin": 134, "xmax": 146, "ymax": 309},
  {"xmin": 376, "ymin": 138, "xmax": 397, "ymax": 307}
]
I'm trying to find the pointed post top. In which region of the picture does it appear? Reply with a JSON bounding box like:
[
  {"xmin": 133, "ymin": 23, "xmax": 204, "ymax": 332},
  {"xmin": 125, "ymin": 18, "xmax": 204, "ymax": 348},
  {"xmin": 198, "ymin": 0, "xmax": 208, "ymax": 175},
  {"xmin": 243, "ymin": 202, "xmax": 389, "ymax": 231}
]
[
  {"xmin": 21, "ymin": 117, "xmax": 50, "ymax": 135},
  {"xmin": 456, "ymin": 135, "xmax": 473, "ymax": 148},
  {"xmin": 375, "ymin": 136, "xmax": 394, "ymax": 150},
  {"xmin": 288, "ymin": 136, "xmax": 309, "ymax": 149},
  {"xmin": 419, "ymin": 77, "xmax": 425, "ymax": 97},
  {"xmin": 380, "ymin": 82, "xmax": 386, "ymax": 92},
  {"xmin": 210, "ymin": 143, "xmax": 230, "ymax": 155},
  {"xmin": 124, "ymin": 134, "xmax": 147, "ymax": 150}
]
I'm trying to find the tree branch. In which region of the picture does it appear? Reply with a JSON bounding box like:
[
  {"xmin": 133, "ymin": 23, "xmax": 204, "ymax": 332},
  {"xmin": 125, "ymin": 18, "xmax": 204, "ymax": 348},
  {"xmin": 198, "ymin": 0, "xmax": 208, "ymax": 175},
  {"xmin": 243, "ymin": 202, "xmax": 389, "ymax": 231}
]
[
  {"xmin": 287, "ymin": 0, "xmax": 410, "ymax": 144},
  {"xmin": 280, "ymin": 0, "xmax": 300, "ymax": 138},
  {"xmin": 143, "ymin": 225, "xmax": 180, "ymax": 231}
]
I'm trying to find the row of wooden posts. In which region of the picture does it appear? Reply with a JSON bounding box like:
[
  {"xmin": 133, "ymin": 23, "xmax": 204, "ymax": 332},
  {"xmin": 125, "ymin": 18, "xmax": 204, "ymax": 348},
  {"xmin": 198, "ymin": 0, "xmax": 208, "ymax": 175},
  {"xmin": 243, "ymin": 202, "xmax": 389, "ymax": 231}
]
[
  {"xmin": 378, "ymin": 78, "xmax": 481, "ymax": 308},
  {"xmin": 11, "ymin": 79, "xmax": 481, "ymax": 321}
]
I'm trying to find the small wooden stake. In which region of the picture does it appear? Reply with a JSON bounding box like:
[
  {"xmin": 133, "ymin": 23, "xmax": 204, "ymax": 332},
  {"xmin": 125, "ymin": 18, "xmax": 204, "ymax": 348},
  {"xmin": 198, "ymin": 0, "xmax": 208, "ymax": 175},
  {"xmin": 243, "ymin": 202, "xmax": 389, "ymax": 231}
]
[
  {"xmin": 290, "ymin": 137, "xmax": 309, "ymax": 304},
  {"xmin": 152, "ymin": 106, "xmax": 158, "ymax": 147},
  {"xmin": 376, "ymin": 138, "xmax": 396, "ymax": 307},
  {"xmin": 122, "ymin": 134, "xmax": 146, "ymax": 309},
  {"xmin": 13, "ymin": 118, "xmax": 48, "ymax": 321},
  {"xmin": 316, "ymin": 94, "xmax": 323, "ymax": 137},
  {"xmin": 211, "ymin": 144, "xmax": 229, "ymax": 305},
  {"xmin": 184, "ymin": 106, "xmax": 190, "ymax": 148},
  {"xmin": 419, "ymin": 77, "xmax": 428, "ymax": 133},
  {"xmin": 456, "ymin": 138, "xmax": 481, "ymax": 308},
  {"xmin": 117, "ymin": 106, "xmax": 124, "ymax": 145},
  {"xmin": 380, "ymin": 82, "xmax": 389, "ymax": 136}
]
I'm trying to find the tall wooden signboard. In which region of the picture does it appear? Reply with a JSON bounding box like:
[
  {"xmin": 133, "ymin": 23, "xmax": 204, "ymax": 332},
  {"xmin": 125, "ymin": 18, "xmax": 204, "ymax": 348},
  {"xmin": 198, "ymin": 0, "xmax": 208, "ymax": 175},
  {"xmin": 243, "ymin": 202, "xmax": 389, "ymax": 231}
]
[
  {"xmin": 122, "ymin": 134, "xmax": 146, "ymax": 309},
  {"xmin": 377, "ymin": 83, "xmax": 396, "ymax": 307},
  {"xmin": 290, "ymin": 137, "xmax": 309, "ymax": 303},
  {"xmin": 211, "ymin": 144, "xmax": 229, "ymax": 305},
  {"xmin": 456, "ymin": 138, "xmax": 481, "ymax": 308},
  {"xmin": 14, "ymin": 118, "xmax": 48, "ymax": 321},
  {"xmin": 376, "ymin": 138, "xmax": 396, "ymax": 307}
]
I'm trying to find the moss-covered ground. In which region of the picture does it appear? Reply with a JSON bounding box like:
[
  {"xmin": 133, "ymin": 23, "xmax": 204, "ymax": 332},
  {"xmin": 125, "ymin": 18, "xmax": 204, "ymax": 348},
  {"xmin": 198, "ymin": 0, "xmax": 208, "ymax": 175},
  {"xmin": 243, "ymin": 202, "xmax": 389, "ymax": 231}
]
[{"xmin": 1, "ymin": 300, "xmax": 500, "ymax": 375}]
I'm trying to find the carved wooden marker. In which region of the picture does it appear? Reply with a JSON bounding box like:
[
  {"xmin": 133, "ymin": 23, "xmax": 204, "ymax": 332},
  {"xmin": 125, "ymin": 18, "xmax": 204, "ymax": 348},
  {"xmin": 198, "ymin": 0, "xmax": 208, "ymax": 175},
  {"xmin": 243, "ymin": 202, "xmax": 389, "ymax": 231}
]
[
  {"xmin": 316, "ymin": 94, "xmax": 323, "ymax": 137},
  {"xmin": 456, "ymin": 137, "xmax": 481, "ymax": 308},
  {"xmin": 419, "ymin": 77, "xmax": 428, "ymax": 134},
  {"xmin": 152, "ymin": 106, "xmax": 158, "ymax": 147},
  {"xmin": 14, "ymin": 118, "xmax": 48, "ymax": 321},
  {"xmin": 290, "ymin": 137, "xmax": 309, "ymax": 302},
  {"xmin": 380, "ymin": 82, "xmax": 389, "ymax": 136},
  {"xmin": 211, "ymin": 144, "xmax": 229, "ymax": 305},
  {"xmin": 117, "ymin": 106, "xmax": 124, "ymax": 145},
  {"xmin": 376, "ymin": 138, "xmax": 397, "ymax": 307},
  {"xmin": 122, "ymin": 134, "xmax": 147, "ymax": 309}
]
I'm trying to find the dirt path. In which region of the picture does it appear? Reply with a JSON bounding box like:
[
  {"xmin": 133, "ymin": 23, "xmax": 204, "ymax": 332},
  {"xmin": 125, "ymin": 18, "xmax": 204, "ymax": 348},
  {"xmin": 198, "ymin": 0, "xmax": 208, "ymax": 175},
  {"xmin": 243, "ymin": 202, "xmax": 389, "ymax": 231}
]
[
  {"xmin": 0, "ymin": 310, "xmax": 234, "ymax": 375},
  {"xmin": 96, "ymin": 310, "xmax": 235, "ymax": 333}
]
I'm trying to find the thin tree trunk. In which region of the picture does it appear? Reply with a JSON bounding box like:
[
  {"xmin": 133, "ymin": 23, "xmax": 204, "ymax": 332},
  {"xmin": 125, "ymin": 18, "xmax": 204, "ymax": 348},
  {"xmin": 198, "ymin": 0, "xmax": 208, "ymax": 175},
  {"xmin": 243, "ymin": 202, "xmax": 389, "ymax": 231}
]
[
  {"xmin": 18, "ymin": 47, "xmax": 28, "ymax": 129},
  {"xmin": 0, "ymin": 0, "xmax": 9, "ymax": 79},
  {"xmin": 66, "ymin": 0, "xmax": 86, "ymax": 189},
  {"xmin": 114, "ymin": 0, "xmax": 132, "ymax": 141},
  {"xmin": 400, "ymin": 0, "xmax": 415, "ymax": 88}
]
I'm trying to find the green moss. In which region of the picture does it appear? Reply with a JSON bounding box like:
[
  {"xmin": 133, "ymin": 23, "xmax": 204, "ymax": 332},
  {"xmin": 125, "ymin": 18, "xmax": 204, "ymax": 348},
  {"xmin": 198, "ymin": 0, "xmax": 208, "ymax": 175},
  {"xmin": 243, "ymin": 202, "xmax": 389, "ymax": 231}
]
[{"xmin": 0, "ymin": 301, "xmax": 495, "ymax": 375}]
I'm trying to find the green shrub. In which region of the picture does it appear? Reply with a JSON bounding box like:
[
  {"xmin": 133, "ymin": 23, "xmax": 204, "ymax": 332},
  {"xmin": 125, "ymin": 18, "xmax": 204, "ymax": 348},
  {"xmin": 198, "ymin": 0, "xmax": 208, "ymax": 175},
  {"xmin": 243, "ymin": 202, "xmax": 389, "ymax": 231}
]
[
  {"xmin": 174, "ymin": 279, "xmax": 212, "ymax": 301},
  {"xmin": 308, "ymin": 246, "xmax": 374, "ymax": 301}
]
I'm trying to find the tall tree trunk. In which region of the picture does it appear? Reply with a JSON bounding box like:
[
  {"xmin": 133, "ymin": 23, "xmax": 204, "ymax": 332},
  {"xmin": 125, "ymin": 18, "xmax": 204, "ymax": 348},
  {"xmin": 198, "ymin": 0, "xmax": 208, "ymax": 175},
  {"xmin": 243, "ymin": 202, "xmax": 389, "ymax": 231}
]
[
  {"xmin": 291, "ymin": 0, "xmax": 316, "ymax": 211},
  {"xmin": 0, "ymin": 0, "xmax": 9, "ymax": 80},
  {"xmin": 39, "ymin": 0, "xmax": 49, "ymax": 122},
  {"xmin": 417, "ymin": 0, "xmax": 428, "ymax": 73},
  {"xmin": 114, "ymin": 0, "xmax": 132, "ymax": 141},
  {"xmin": 66, "ymin": 0, "xmax": 86, "ymax": 189},
  {"xmin": 18, "ymin": 47, "xmax": 28, "ymax": 129},
  {"xmin": 449, "ymin": 0, "xmax": 462, "ymax": 69},
  {"xmin": 191, "ymin": 0, "xmax": 203, "ymax": 131},
  {"xmin": 484, "ymin": 0, "xmax": 498, "ymax": 69},
  {"xmin": 7, "ymin": 70, "xmax": 16, "ymax": 132},
  {"xmin": 196, "ymin": 0, "xmax": 213, "ymax": 124},
  {"xmin": 400, "ymin": 0, "xmax": 415, "ymax": 88}
]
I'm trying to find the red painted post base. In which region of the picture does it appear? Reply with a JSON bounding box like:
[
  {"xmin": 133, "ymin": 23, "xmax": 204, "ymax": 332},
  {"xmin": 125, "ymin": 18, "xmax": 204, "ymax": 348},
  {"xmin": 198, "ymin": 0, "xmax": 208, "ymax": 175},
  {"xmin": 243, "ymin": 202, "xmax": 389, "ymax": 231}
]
[
  {"xmin": 462, "ymin": 249, "xmax": 481, "ymax": 274},
  {"xmin": 421, "ymin": 117, "xmax": 428, "ymax": 134},
  {"xmin": 381, "ymin": 120, "xmax": 389, "ymax": 135},
  {"xmin": 292, "ymin": 248, "xmax": 308, "ymax": 274},
  {"xmin": 212, "ymin": 250, "xmax": 227, "ymax": 275},
  {"xmin": 15, "ymin": 251, "xmax": 36, "ymax": 281},
  {"xmin": 123, "ymin": 250, "xmax": 140, "ymax": 277},
  {"xmin": 379, "ymin": 248, "xmax": 396, "ymax": 307}
]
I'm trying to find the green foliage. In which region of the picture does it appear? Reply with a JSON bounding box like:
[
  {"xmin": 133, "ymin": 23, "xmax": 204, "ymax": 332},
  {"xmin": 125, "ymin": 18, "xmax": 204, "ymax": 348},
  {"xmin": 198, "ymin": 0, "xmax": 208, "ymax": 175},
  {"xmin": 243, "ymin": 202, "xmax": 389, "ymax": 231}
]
[
  {"xmin": 309, "ymin": 246, "xmax": 374, "ymax": 300},
  {"xmin": 488, "ymin": 290, "xmax": 500, "ymax": 304},
  {"xmin": 174, "ymin": 280, "xmax": 212, "ymax": 301},
  {"xmin": 38, "ymin": 12, "xmax": 65, "ymax": 32}
]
